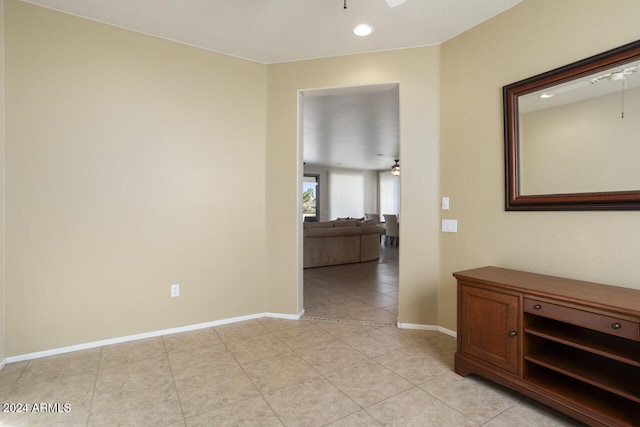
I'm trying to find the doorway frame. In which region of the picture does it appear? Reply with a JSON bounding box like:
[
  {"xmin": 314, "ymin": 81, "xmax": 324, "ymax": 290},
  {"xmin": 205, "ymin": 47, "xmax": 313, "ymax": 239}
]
[{"xmin": 296, "ymin": 82, "xmax": 401, "ymax": 317}]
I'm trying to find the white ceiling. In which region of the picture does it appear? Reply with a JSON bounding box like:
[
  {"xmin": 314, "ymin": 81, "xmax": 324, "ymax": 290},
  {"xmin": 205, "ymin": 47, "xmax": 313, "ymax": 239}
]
[
  {"xmin": 520, "ymin": 60, "xmax": 640, "ymax": 113},
  {"xmin": 24, "ymin": 0, "xmax": 523, "ymax": 64},
  {"xmin": 23, "ymin": 0, "xmax": 523, "ymax": 171},
  {"xmin": 303, "ymin": 84, "xmax": 399, "ymax": 171}
]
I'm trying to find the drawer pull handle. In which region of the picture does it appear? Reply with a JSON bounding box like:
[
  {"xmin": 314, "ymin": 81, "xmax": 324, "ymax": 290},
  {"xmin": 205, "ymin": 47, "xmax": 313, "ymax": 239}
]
[
  {"xmin": 533, "ymin": 304, "xmax": 541, "ymax": 310},
  {"xmin": 509, "ymin": 331, "xmax": 517, "ymax": 337},
  {"xmin": 611, "ymin": 323, "xmax": 622, "ymax": 330}
]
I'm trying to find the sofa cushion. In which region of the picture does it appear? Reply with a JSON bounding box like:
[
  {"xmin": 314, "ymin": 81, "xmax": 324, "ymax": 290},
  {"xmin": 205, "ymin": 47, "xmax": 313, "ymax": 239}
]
[
  {"xmin": 361, "ymin": 233, "xmax": 381, "ymax": 262},
  {"xmin": 333, "ymin": 220, "xmax": 359, "ymax": 228},
  {"xmin": 304, "ymin": 227, "xmax": 362, "ymax": 238},
  {"xmin": 304, "ymin": 221, "xmax": 334, "ymax": 229},
  {"xmin": 302, "ymin": 220, "xmax": 381, "ymax": 268},
  {"xmin": 303, "ymin": 225, "xmax": 362, "ymax": 268},
  {"xmin": 359, "ymin": 225, "xmax": 384, "ymax": 235}
]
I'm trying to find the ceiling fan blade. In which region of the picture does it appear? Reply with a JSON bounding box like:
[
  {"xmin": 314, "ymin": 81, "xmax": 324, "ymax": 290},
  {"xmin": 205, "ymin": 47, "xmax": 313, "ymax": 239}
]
[
  {"xmin": 385, "ymin": 0, "xmax": 408, "ymax": 7},
  {"xmin": 544, "ymin": 79, "xmax": 592, "ymax": 97}
]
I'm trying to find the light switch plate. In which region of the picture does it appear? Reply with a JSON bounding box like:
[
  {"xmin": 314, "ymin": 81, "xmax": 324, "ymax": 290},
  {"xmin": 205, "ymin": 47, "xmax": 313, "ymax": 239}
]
[
  {"xmin": 442, "ymin": 197, "xmax": 450, "ymax": 210},
  {"xmin": 171, "ymin": 284, "xmax": 180, "ymax": 297},
  {"xmin": 442, "ymin": 219, "xmax": 458, "ymax": 233}
]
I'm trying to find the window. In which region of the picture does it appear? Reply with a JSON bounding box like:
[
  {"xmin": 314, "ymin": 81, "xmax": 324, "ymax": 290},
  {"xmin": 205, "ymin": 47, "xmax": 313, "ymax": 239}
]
[
  {"xmin": 329, "ymin": 171, "xmax": 364, "ymax": 219},
  {"xmin": 303, "ymin": 174, "xmax": 319, "ymax": 222}
]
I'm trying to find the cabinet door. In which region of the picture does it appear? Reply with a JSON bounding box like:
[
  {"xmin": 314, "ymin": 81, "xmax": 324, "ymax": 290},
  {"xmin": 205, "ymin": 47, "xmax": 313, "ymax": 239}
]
[{"xmin": 459, "ymin": 284, "xmax": 519, "ymax": 374}]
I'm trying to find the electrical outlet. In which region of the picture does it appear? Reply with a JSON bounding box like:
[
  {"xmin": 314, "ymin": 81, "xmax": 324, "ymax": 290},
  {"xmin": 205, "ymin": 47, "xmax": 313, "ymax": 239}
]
[{"xmin": 171, "ymin": 284, "xmax": 180, "ymax": 297}]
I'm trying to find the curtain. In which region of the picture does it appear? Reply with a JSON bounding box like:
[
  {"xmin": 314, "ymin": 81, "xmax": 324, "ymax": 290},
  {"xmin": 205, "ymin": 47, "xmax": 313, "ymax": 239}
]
[
  {"xmin": 379, "ymin": 171, "xmax": 399, "ymax": 215},
  {"xmin": 329, "ymin": 171, "xmax": 364, "ymax": 219}
]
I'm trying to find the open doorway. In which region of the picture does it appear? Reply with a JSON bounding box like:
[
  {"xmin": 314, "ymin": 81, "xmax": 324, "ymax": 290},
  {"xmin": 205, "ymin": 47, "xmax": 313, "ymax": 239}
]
[{"xmin": 299, "ymin": 83, "xmax": 400, "ymax": 325}]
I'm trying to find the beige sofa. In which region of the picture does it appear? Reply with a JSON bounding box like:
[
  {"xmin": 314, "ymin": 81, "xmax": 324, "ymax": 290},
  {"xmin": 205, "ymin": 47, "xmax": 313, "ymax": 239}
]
[{"xmin": 303, "ymin": 219, "xmax": 384, "ymax": 268}]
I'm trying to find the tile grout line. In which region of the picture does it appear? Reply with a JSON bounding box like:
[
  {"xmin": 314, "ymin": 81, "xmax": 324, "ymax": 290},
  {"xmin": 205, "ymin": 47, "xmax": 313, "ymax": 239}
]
[
  {"xmin": 205, "ymin": 324, "xmax": 288, "ymax": 426},
  {"xmin": 301, "ymin": 316, "xmax": 395, "ymax": 328},
  {"xmin": 5, "ymin": 359, "xmax": 28, "ymax": 399},
  {"xmin": 85, "ymin": 346, "xmax": 104, "ymax": 426},
  {"xmin": 161, "ymin": 334, "xmax": 188, "ymax": 426},
  {"xmin": 307, "ymin": 322, "xmax": 437, "ymax": 425},
  {"xmin": 284, "ymin": 330, "xmax": 374, "ymax": 425}
]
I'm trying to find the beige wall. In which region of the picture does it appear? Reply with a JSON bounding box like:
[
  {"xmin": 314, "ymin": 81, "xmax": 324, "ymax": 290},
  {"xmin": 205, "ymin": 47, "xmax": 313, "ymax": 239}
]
[
  {"xmin": 0, "ymin": 0, "xmax": 6, "ymax": 362},
  {"xmin": 439, "ymin": 0, "xmax": 640, "ymax": 331},
  {"xmin": 5, "ymin": 0, "xmax": 268, "ymax": 356},
  {"xmin": 5, "ymin": 0, "xmax": 640, "ymax": 358},
  {"xmin": 521, "ymin": 87, "xmax": 640, "ymax": 194},
  {"xmin": 266, "ymin": 47, "xmax": 441, "ymax": 326}
]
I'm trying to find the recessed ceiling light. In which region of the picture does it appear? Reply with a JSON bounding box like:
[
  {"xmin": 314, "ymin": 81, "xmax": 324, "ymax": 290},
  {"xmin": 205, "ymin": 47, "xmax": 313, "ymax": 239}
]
[{"xmin": 353, "ymin": 24, "xmax": 374, "ymax": 37}]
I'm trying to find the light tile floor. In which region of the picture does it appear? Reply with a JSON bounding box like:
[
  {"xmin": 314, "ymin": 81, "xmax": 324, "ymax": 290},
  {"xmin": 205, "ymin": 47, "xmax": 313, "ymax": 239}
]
[
  {"xmin": 303, "ymin": 244, "xmax": 400, "ymax": 326},
  {"xmin": 0, "ymin": 247, "xmax": 583, "ymax": 426}
]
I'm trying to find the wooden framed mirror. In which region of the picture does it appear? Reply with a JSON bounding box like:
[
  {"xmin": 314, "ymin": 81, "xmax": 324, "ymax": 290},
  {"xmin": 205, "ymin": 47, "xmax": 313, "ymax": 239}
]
[{"xmin": 504, "ymin": 39, "xmax": 640, "ymax": 210}]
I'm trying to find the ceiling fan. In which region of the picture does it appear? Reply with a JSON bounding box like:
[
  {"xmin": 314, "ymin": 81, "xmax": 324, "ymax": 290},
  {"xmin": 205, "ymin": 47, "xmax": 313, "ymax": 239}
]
[
  {"xmin": 343, "ymin": 0, "xmax": 408, "ymax": 9},
  {"xmin": 539, "ymin": 64, "xmax": 640, "ymax": 99},
  {"xmin": 589, "ymin": 65, "xmax": 640, "ymax": 84}
]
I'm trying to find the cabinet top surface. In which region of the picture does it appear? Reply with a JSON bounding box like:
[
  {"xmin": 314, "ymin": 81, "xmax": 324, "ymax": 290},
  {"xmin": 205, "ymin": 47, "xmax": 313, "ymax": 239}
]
[{"xmin": 453, "ymin": 266, "xmax": 640, "ymax": 318}]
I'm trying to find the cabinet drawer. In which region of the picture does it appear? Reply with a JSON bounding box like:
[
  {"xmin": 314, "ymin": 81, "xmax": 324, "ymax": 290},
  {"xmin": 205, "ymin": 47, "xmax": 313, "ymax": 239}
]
[{"xmin": 524, "ymin": 298, "xmax": 639, "ymax": 341}]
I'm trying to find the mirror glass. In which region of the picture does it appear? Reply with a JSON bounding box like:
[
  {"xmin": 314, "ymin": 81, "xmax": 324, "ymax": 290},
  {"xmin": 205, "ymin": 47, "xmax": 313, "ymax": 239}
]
[
  {"xmin": 504, "ymin": 39, "xmax": 640, "ymax": 210},
  {"xmin": 518, "ymin": 60, "xmax": 640, "ymax": 195}
]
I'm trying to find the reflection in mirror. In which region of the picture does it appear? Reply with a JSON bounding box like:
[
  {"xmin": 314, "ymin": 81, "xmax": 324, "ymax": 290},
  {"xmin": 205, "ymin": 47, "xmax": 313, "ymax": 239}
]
[
  {"xmin": 504, "ymin": 39, "xmax": 640, "ymax": 210},
  {"xmin": 518, "ymin": 60, "xmax": 640, "ymax": 195}
]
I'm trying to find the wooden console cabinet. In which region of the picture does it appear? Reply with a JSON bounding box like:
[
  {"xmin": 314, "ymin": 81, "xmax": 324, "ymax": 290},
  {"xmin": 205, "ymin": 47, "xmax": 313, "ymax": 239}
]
[{"xmin": 454, "ymin": 266, "xmax": 640, "ymax": 427}]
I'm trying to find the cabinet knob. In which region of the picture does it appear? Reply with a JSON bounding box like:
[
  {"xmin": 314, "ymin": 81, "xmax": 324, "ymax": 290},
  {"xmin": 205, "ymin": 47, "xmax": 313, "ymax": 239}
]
[
  {"xmin": 611, "ymin": 323, "xmax": 621, "ymax": 330},
  {"xmin": 533, "ymin": 304, "xmax": 541, "ymax": 310},
  {"xmin": 509, "ymin": 331, "xmax": 517, "ymax": 337}
]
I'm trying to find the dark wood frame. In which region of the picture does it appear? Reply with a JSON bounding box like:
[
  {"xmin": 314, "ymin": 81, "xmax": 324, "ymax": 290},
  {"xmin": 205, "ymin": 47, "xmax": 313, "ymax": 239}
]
[{"xmin": 504, "ymin": 39, "xmax": 640, "ymax": 211}]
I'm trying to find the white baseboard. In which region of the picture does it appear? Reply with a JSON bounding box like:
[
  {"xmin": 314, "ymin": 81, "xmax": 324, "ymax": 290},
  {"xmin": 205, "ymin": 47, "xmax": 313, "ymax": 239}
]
[
  {"xmin": 265, "ymin": 309, "xmax": 304, "ymax": 320},
  {"xmin": 3, "ymin": 311, "xmax": 452, "ymax": 367},
  {"xmin": 4, "ymin": 311, "xmax": 304, "ymax": 365},
  {"xmin": 397, "ymin": 322, "xmax": 457, "ymax": 338}
]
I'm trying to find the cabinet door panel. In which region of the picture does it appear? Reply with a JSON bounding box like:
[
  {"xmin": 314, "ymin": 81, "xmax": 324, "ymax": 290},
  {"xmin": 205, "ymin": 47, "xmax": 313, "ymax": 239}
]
[{"xmin": 460, "ymin": 284, "xmax": 519, "ymax": 374}]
